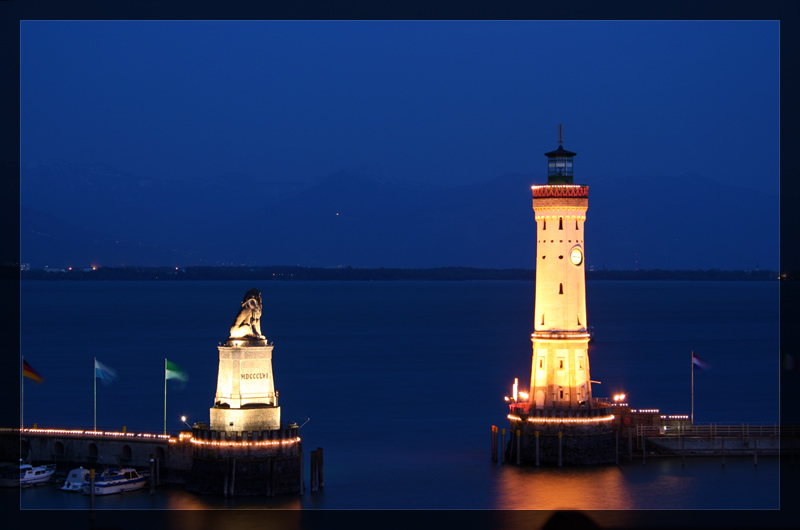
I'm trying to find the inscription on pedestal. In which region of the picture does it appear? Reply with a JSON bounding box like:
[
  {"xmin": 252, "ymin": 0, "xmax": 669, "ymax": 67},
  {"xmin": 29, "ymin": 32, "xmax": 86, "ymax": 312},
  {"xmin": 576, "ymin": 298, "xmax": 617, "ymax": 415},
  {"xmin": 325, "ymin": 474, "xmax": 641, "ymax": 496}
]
[{"xmin": 241, "ymin": 373, "xmax": 269, "ymax": 380}]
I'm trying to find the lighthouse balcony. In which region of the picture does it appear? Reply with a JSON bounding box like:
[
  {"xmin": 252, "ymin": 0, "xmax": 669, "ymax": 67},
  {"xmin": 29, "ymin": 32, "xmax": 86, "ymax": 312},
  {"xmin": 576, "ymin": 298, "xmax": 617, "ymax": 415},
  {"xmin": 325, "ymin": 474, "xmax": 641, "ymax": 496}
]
[{"xmin": 531, "ymin": 184, "xmax": 588, "ymax": 198}]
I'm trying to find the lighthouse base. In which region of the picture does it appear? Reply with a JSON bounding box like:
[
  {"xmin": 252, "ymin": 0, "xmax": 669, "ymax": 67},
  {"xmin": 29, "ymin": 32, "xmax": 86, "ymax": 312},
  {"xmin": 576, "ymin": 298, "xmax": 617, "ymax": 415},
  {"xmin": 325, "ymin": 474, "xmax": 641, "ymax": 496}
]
[{"xmin": 506, "ymin": 408, "xmax": 616, "ymax": 465}]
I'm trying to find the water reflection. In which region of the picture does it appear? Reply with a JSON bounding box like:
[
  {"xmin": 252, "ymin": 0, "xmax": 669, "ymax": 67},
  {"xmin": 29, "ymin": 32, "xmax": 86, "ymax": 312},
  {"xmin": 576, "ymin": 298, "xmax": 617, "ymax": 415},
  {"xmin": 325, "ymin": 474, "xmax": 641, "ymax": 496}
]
[
  {"xmin": 165, "ymin": 509, "xmax": 303, "ymax": 530},
  {"xmin": 495, "ymin": 464, "xmax": 636, "ymax": 510},
  {"xmin": 163, "ymin": 486, "xmax": 302, "ymax": 510},
  {"xmin": 493, "ymin": 457, "xmax": 778, "ymax": 511}
]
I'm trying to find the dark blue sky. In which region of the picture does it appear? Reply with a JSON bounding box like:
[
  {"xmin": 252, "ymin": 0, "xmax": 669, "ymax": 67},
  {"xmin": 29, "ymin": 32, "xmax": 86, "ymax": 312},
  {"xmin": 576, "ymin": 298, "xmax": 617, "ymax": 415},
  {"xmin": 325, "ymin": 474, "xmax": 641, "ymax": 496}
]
[
  {"xmin": 22, "ymin": 20, "xmax": 778, "ymax": 191},
  {"xmin": 19, "ymin": 20, "xmax": 780, "ymax": 270}
]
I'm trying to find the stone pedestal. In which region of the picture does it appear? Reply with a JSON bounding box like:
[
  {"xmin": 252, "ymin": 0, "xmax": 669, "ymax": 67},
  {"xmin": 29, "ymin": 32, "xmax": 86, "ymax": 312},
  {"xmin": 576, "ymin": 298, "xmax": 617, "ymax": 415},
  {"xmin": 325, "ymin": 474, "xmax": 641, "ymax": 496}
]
[
  {"xmin": 507, "ymin": 408, "xmax": 616, "ymax": 465},
  {"xmin": 210, "ymin": 341, "xmax": 280, "ymax": 432}
]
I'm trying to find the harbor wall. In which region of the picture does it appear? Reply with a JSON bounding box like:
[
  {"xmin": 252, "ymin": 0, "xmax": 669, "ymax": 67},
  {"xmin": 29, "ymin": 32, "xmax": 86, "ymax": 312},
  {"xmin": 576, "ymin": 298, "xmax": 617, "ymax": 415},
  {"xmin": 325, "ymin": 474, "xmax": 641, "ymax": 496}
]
[
  {"xmin": 0, "ymin": 428, "xmax": 193, "ymax": 483},
  {"xmin": 1, "ymin": 425, "xmax": 306, "ymax": 495}
]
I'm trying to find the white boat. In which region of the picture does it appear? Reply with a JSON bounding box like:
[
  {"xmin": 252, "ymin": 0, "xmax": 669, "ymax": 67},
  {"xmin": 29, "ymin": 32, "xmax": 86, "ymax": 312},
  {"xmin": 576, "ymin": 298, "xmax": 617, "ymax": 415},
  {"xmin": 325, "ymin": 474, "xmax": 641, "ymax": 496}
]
[
  {"xmin": 81, "ymin": 467, "xmax": 149, "ymax": 496},
  {"xmin": 0, "ymin": 461, "xmax": 56, "ymax": 487},
  {"xmin": 61, "ymin": 467, "xmax": 90, "ymax": 492}
]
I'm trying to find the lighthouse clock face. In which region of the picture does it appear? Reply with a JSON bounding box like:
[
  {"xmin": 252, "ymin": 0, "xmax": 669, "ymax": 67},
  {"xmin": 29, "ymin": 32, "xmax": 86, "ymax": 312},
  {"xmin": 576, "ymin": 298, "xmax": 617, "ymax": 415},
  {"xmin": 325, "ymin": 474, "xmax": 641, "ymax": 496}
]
[{"xmin": 570, "ymin": 247, "xmax": 583, "ymax": 266}]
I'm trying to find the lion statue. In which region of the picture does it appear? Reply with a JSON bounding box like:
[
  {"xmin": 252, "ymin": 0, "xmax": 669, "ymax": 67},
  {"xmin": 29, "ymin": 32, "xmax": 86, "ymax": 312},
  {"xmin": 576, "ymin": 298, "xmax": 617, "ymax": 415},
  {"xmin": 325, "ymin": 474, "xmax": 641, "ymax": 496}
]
[{"xmin": 228, "ymin": 288, "xmax": 266, "ymax": 340}]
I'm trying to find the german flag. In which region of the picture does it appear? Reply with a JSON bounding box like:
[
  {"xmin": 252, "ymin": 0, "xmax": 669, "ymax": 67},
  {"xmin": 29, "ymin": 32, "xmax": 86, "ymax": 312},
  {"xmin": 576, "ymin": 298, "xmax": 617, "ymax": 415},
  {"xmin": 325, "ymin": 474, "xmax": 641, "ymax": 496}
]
[{"xmin": 22, "ymin": 360, "xmax": 43, "ymax": 383}]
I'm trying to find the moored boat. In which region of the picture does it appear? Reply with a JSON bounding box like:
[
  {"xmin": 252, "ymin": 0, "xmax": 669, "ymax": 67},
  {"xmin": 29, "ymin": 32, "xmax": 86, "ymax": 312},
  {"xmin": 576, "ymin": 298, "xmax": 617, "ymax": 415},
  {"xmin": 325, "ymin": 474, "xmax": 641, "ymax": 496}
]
[
  {"xmin": 60, "ymin": 467, "xmax": 90, "ymax": 492},
  {"xmin": 0, "ymin": 460, "xmax": 56, "ymax": 487},
  {"xmin": 81, "ymin": 467, "xmax": 149, "ymax": 496}
]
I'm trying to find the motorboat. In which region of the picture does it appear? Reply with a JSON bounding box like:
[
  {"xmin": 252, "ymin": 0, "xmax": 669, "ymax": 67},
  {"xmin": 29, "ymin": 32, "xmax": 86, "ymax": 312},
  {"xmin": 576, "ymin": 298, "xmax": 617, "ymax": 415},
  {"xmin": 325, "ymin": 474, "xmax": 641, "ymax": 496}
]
[
  {"xmin": 0, "ymin": 460, "xmax": 56, "ymax": 487},
  {"xmin": 81, "ymin": 467, "xmax": 149, "ymax": 495},
  {"xmin": 61, "ymin": 466, "xmax": 90, "ymax": 492}
]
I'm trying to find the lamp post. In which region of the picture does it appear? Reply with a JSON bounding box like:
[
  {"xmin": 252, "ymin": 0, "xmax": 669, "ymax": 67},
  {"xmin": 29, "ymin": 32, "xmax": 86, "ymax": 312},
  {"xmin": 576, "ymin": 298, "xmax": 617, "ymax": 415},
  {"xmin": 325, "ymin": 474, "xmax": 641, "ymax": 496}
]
[{"xmin": 181, "ymin": 415, "xmax": 192, "ymax": 429}]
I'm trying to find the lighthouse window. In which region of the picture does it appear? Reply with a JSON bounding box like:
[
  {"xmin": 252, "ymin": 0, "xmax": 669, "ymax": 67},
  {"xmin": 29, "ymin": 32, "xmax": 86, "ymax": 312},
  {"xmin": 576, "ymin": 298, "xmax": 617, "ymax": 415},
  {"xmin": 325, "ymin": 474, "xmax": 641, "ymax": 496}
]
[
  {"xmin": 560, "ymin": 389, "xmax": 564, "ymax": 398},
  {"xmin": 539, "ymin": 358, "xmax": 544, "ymax": 369},
  {"xmin": 579, "ymin": 357, "xmax": 584, "ymax": 370},
  {"xmin": 559, "ymin": 283, "xmax": 563, "ymax": 294},
  {"xmin": 559, "ymin": 218, "xmax": 563, "ymax": 230},
  {"xmin": 576, "ymin": 220, "xmax": 579, "ymax": 230},
  {"xmin": 543, "ymin": 220, "xmax": 546, "ymax": 230},
  {"xmin": 541, "ymin": 314, "xmax": 545, "ymax": 326},
  {"xmin": 559, "ymin": 359, "xmax": 564, "ymax": 370}
]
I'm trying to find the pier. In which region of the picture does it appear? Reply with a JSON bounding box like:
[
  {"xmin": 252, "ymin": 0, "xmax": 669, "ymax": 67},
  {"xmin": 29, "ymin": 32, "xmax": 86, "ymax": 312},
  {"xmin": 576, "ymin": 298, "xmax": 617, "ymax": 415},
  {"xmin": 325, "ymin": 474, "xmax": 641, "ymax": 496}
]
[
  {"xmin": 493, "ymin": 419, "xmax": 794, "ymax": 465},
  {"xmin": 1, "ymin": 426, "xmax": 193, "ymax": 484},
  {"xmin": 632, "ymin": 423, "xmax": 784, "ymax": 459},
  {"xmin": 1, "ymin": 422, "xmax": 307, "ymax": 494}
]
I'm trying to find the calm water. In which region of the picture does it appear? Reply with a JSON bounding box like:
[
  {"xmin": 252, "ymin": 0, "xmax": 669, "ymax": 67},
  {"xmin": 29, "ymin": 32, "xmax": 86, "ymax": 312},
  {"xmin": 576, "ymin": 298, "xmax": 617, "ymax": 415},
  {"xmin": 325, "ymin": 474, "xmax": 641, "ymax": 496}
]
[{"xmin": 16, "ymin": 280, "xmax": 780, "ymax": 511}]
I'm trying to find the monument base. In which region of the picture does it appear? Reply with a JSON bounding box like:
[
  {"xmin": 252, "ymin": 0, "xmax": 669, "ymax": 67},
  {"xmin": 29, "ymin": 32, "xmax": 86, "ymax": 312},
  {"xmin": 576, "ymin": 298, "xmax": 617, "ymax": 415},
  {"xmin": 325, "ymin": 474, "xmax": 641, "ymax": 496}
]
[
  {"xmin": 187, "ymin": 425, "xmax": 302, "ymax": 496},
  {"xmin": 210, "ymin": 406, "xmax": 281, "ymax": 433}
]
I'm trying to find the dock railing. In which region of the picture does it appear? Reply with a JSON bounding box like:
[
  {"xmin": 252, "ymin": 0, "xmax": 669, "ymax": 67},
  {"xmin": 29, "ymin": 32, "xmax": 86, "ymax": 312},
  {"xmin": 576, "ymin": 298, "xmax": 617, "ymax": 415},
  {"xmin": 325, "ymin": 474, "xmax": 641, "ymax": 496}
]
[{"xmin": 635, "ymin": 423, "xmax": 784, "ymax": 438}]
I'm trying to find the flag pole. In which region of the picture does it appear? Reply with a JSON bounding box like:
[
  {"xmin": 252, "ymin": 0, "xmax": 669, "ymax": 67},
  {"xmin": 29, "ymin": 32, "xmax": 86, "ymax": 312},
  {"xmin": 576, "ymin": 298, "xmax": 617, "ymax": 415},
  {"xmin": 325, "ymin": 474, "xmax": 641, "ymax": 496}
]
[
  {"xmin": 691, "ymin": 350, "xmax": 694, "ymax": 425},
  {"xmin": 164, "ymin": 358, "xmax": 168, "ymax": 435},
  {"xmin": 94, "ymin": 357, "xmax": 97, "ymax": 431},
  {"xmin": 21, "ymin": 357, "xmax": 24, "ymax": 430}
]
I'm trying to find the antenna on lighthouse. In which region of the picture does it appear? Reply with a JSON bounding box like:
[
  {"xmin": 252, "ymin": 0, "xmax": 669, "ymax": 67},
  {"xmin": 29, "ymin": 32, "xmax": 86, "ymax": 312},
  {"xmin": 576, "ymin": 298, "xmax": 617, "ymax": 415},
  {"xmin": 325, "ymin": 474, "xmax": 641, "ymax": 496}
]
[{"xmin": 558, "ymin": 124, "xmax": 563, "ymax": 146}]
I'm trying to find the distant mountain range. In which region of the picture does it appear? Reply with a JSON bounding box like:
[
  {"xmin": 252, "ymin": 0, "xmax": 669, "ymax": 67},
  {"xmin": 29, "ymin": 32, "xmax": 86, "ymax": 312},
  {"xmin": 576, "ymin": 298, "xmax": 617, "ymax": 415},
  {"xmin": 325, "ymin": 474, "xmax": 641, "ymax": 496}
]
[{"xmin": 20, "ymin": 159, "xmax": 778, "ymax": 271}]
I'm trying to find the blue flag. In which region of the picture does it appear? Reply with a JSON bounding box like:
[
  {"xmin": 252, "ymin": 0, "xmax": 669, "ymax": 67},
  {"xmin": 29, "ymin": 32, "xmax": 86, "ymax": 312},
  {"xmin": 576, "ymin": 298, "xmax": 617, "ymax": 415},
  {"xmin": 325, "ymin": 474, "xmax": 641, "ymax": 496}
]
[{"xmin": 95, "ymin": 359, "xmax": 117, "ymax": 384}]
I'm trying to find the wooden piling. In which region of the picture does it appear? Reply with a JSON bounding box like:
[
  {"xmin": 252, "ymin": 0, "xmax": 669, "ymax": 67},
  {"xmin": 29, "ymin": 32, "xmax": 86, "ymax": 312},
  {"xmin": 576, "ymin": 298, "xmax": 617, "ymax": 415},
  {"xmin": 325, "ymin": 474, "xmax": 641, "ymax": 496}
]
[
  {"xmin": 149, "ymin": 457, "xmax": 155, "ymax": 495},
  {"xmin": 615, "ymin": 430, "xmax": 619, "ymax": 465},
  {"xmin": 535, "ymin": 430, "xmax": 540, "ymax": 467},
  {"xmin": 89, "ymin": 469, "xmax": 95, "ymax": 514},
  {"xmin": 558, "ymin": 431, "xmax": 563, "ymax": 467},
  {"xmin": 269, "ymin": 457, "xmax": 276, "ymax": 497},
  {"xmin": 721, "ymin": 437, "xmax": 725, "ymax": 466},
  {"xmin": 491, "ymin": 425, "xmax": 497, "ymax": 462},
  {"xmin": 299, "ymin": 444, "xmax": 304, "ymax": 495},
  {"xmin": 681, "ymin": 434, "xmax": 685, "ymax": 467},
  {"xmin": 754, "ymin": 438, "xmax": 758, "ymax": 466},
  {"xmin": 230, "ymin": 458, "xmax": 235, "ymax": 497},
  {"xmin": 642, "ymin": 436, "xmax": 646, "ymax": 465},
  {"xmin": 628, "ymin": 428, "xmax": 633, "ymax": 462},
  {"xmin": 501, "ymin": 429, "xmax": 506, "ymax": 464},
  {"xmin": 317, "ymin": 447, "xmax": 324, "ymax": 488},
  {"xmin": 310, "ymin": 450, "xmax": 318, "ymax": 492},
  {"xmin": 516, "ymin": 430, "xmax": 521, "ymax": 465}
]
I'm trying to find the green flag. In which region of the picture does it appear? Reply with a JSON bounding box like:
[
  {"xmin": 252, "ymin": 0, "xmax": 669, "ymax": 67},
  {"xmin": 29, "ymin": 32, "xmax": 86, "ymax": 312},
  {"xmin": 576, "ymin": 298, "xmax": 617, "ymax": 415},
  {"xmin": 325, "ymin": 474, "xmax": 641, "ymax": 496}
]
[{"xmin": 165, "ymin": 360, "xmax": 188, "ymax": 381}]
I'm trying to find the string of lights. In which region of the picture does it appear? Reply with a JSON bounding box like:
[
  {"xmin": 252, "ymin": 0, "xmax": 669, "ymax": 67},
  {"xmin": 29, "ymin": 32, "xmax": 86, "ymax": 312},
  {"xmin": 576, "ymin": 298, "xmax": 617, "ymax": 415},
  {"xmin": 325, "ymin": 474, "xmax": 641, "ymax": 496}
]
[
  {"xmin": 507, "ymin": 414, "xmax": 615, "ymax": 424},
  {"xmin": 16, "ymin": 427, "xmax": 173, "ymax": 440},
  {"xmin": 189, "ymin": 436, "xmax": 300, "ymax": 447}
]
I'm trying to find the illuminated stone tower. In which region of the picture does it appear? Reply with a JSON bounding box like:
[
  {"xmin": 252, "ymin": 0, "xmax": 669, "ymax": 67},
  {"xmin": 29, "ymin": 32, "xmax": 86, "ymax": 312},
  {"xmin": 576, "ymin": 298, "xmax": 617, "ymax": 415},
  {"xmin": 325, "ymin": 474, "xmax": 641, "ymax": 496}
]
[
  {"xmin": 529, "ymin": 126, "xmax": 593, "ymax": 410},
  {"xmin": 502, "ymin": 129, "xmax": 614, "ymax": 465}
]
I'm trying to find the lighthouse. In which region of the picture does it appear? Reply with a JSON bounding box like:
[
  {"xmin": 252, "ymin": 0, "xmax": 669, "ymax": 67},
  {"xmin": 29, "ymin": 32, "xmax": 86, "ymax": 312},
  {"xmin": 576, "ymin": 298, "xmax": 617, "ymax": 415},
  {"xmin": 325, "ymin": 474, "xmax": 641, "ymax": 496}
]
[
  {"xmin": 503, "ymin": 127, "xmax": 615, "ymax": 466},
  {"xmin": 529, "ymin": 126, "xmax": 593, "ymax": 410}
]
